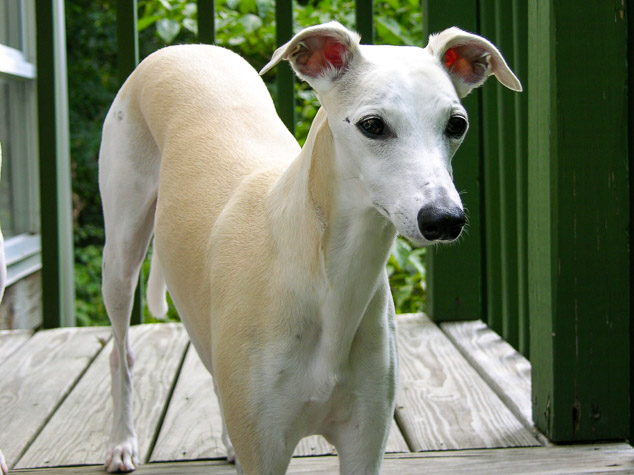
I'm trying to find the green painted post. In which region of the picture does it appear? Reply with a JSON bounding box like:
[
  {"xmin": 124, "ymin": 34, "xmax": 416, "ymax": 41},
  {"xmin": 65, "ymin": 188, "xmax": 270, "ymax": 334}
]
[
  {"xmin": 197, "ymin": 0, "xmax": 215, "ymax": 44},
  {"xmin": 275, "ymin": 0, "xmax": 295, "ymax": 135},
  {"xmin": 355, "ymin": 1, "xmax": 373, "ymax": 44},
  {"xmin": 528, "ymin": 0, "xmax": 629, "ymax": 441},
  {"xmin": 117, "ymin": 0, "xmax": 143, "ymax": 325},
  {"xmin": 478, "ymin": 0, "xmax": 502, "ymax": 336},
  {"xmin": 512, "ymin": 0, "xmax": 529, "ymax": 357},
  {"xmin": 36, "ymin": 0, "xmax": 76, "ymax": 328},
  {"xmin": 422, "ymin": 0, "xmax": 483, "ymax": 322},
  {"xmin": 494, "ymin": 0, "xmax": 519, "ymax": 349},
  {"xmin": 629, "ymin": 0, "xmax": 634, "ymax": 447}
]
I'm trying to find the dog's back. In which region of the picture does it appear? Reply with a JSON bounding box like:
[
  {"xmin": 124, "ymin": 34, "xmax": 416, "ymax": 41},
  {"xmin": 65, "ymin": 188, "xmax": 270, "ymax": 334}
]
[{"xmin": 100, "ymin": 44, "xmax": 300, "ymax": 367}]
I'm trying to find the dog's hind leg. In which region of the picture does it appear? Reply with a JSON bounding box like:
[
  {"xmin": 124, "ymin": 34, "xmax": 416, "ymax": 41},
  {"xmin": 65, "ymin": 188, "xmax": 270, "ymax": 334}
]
[
  {"xmin": 212, "ymin": 377, "xmax": 239, "ymax": 470},
  {"xmin": 99, "ymin": 101, "xmax": 160, "ymax": 473}
]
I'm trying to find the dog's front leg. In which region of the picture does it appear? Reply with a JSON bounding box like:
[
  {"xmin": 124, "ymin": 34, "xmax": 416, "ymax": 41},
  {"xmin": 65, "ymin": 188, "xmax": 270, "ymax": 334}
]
[
  {"xmin": 0, "ymin": 448, "xmax": 7, "ymax": 474},
  {"xmin": 329, "ymin": 392, "xmax": 394, "ymax": 475},
  {"xmin": 105, "ymin": 331, "xmax": 138, "ymax": 473}
]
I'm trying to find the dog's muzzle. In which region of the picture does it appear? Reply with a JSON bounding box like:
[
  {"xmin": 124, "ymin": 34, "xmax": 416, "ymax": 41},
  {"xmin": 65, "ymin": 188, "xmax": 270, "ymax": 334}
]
[{"xmin": 417, "ymin": 206, "xmax": 465, "ymax": 242}]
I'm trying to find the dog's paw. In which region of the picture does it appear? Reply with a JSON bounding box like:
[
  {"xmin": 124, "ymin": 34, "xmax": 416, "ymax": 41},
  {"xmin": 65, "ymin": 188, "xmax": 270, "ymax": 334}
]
[
  {"xmin": 105, "ymin": 439, "xmax": 138, "ymax": 473},
  {"xmin": 0, "ymin": 449, "xmax": 8, "ymax": 475}
]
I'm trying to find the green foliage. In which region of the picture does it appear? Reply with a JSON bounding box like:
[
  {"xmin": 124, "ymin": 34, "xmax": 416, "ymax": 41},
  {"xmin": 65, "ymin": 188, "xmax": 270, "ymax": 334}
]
[
  {"xmin": 387, "ymin": 239, "xmax": 426, "ymax": 314},
  {"xmin": 73, "ymin": 225, "xmax": 108, "ymax": 326},
  {"xmin": 69, "ymin": 0, "xmax": 426, "ymax": 326}
]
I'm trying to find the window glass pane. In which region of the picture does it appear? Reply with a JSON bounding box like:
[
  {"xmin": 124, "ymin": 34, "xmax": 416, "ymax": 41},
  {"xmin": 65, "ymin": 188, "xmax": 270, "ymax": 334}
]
[
  {"xmin": 0, "ymin": 1, "xmax": 23, "ymax": 51},
  {"xmin": 0, "ymin": 77, "xmax": 26, "ymax": 238}
]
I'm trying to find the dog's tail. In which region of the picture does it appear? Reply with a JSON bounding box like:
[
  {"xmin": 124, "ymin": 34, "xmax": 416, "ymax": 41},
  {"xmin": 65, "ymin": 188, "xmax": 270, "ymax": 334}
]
[{"xmin": 147, "ymin": 244, "xmax": 168, "ymax": 318}]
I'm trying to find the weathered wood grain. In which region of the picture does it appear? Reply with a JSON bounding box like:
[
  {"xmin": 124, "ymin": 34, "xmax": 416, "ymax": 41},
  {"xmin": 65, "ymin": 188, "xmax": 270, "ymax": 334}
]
[
  {"xmin": 0, "ymin": 329, "xmax": 33, "ymax": 362},
  {"xmin": 0, "ymin": 327, "xmax": 110, "ymax": 468},
  {"xmin": 11, "ymin": 443, "xmax": 634, "ymax": 474},
  {"xmin": 386, "ymin": 419, "xmax": 409, "ymax": 453},
  {"xmin": 394, "ymin": 313, "xmax": 538, "ymax": 451},
  {"xmin": 441, "ymin": 320, "xmax": 534, "ymax": 428},
  {"xmin": 16, "ymin": 324, "xmax": 189, "ymax": 469},
  {"xmin": 150, "ymin": 345, "xmax": 225, "ymax": 462}
]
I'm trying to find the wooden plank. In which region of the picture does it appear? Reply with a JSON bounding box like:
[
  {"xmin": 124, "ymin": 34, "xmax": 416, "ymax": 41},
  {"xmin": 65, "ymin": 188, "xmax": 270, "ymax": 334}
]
[
  {"xmin": 151, "ymin": 345, "xmax": 408, "ymax": 462},
  {"xmin": 16, "ymin": 324, "xmax": 189, "ymax": 469},
  {"xmin": 0, "ymin": 329, "xmax": 33, "ymax": 362},
  {"xmin": 528, "ymin": 0, "xmax": 630, "ymax": 442},
  {"xmin": 440, "ymin": 320, "xmax": 533, "ymax": 429},
  {"xmin": 394, "ymin": 314, "xmax": 538, "ymax": 451},
  {"xmin": 386, "ymin": 419, "xmax": 409, "ymax": 453},
  {"xmin": 11, "ymin": 443, "xmax": 634, "ymax": 474},
  {"xmin": 150, "ymin": 345, "xmax": 225, "ymax": 462},
  {"xmin": 0, "ymin": 327, "xmax": 110, "ymax": 467}
]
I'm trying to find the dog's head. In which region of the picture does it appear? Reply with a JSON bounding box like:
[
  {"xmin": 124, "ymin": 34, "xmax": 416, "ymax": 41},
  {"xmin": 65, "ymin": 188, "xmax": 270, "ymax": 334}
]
[{"xmin": 261, "ymin": 22, "xmax": 521, "ymax": 245}]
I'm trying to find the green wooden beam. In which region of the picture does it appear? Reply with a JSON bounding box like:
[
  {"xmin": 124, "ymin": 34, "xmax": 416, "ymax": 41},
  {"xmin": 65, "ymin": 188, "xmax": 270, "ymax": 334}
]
[
  {"xmin": 275, "ymin": 0, "xmax": 295, "ymax": 135},
  {"xmin": 528, "ymin": 0, "xmax": 629, "ymax": 442},
  {"xmin": 512, "ymin": 0, "xmax": 529, "ymax": 357},
  {"xmin": 36, "ymin": 0, "xmax": 75, "ymax": 328},
  {"xmin": 629, "ymin": 0, "xmax": 634, "ymax": 447},
  {"xmin": 355, "ymin": 0, "xmax": 373, "ymax": 44},
  {"xmin": 422, "ymin": 0, "xmax": 483, "ymax": 322},
  {"xmin": 478, "ymin": 0, "xmax": 502, "ymax": 335},
  {"xmin": 494, "ymin": 0, "xmax": 519, "ymax": 349},
  {"xmin": 197, "ymin": 0, "xmax": 215, "ymax": 44},
  {"xmin": 117, "ymin": 0, "xmax": 143, "ymax": 325}
]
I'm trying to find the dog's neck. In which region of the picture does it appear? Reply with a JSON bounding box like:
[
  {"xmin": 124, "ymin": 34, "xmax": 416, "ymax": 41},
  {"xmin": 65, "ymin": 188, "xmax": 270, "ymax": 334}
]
[{"xmin": 268, "ymin": 108, "xmax": 396, "ymax": 382}]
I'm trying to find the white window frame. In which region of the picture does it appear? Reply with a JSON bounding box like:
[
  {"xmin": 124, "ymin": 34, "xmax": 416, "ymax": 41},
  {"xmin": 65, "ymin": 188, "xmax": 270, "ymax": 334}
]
[{"xmin": 0, "ymin": 0, "xmax": 42, "ymax": 285}]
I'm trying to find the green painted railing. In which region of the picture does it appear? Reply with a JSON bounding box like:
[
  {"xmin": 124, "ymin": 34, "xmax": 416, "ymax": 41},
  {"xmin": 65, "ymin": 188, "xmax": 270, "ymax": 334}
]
[
  {"xmin": 427, "ymin": 0, "xmax": 630, "ymax": 444},
  {"xmin": 36, "ymin": 0, "xmax": 75, "ymax": 328},
  {"xmin": 423, "ymin": 0, "xmax": 530, "ymax": 357},
  {"xmin": 37, "ymin": 0, "xmax": 630, "ymax": 447}
]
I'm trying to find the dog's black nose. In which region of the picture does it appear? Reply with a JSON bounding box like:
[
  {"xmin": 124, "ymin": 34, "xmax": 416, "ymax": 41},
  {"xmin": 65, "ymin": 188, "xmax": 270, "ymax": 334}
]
[{"xmin": 417, "ymin": 206, "xmax": 465, "ymax": 242}]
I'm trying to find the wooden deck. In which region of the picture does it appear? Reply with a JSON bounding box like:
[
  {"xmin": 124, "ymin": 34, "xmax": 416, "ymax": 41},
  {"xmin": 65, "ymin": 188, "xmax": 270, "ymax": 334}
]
[{"xmin": 1, "ymin": 313, "xmax": 633, "ymax": 474}]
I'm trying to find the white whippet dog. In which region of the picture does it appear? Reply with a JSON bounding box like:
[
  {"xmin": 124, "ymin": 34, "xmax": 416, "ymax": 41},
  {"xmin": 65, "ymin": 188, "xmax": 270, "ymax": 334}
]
[{"xmin": 99, "ymin": 22, "xmax": 520, "ymax": 474}]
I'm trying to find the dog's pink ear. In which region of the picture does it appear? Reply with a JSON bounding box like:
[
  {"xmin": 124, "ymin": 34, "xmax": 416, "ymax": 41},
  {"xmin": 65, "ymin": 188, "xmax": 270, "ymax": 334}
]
[
  {"xmin": 426, "ymin": 27, "xmax": 522, "ymax": 98},
  {"xmin": 260, "ymin": 22, "xmax": 360, "ymax": 91}
]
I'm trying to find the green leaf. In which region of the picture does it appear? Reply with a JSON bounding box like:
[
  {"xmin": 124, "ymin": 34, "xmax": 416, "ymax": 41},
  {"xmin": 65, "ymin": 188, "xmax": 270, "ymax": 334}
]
[
  {"xmin": 183, "ymin": 18, "xmax": 198, "ymax": 35},
  {"xmin": 156, "ymin": 18, "xmax": 181, "ymax": 43},
  {"xmin": 183, "ymin": 2, "xmax": 197, "ymax": 17},
  {"xmin": 391, "ymin": 238, "xmax": 412, "ymax": 270},
  {"xmin": 138, "ymin": 15, "xmax": 160, "ymax": 32},
  {"xmin": 239, "ymin": 13, "xmax": 263, "ymax": 34},
  {"xmin": 408, "ymin": 250, "xmax": 426, "ymax": 277}
]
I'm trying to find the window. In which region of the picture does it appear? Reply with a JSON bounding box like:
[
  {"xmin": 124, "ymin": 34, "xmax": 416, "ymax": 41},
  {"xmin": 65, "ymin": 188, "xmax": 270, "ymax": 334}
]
[{"xmin": 0, "ymin": 0, "xmax": 41, "ymax": 285}]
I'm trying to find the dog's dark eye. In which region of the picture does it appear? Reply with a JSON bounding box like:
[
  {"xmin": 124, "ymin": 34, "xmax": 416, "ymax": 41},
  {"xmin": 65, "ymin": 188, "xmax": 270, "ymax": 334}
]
[
  {"xmin": 446, "ymin": 116, "xmax": 468, "ymax": 138},
  {"xmin": 358, "ymin": 117, "xmax": 385, "ymax": 137}
]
